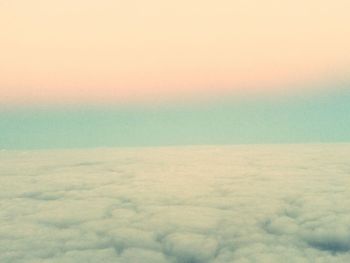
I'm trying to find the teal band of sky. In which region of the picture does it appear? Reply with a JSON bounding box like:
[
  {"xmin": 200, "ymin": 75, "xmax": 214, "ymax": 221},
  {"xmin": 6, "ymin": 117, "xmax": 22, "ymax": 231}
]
[{"xmin": 1, "ymin": 86, "xmax": 349, "ymax": 149}]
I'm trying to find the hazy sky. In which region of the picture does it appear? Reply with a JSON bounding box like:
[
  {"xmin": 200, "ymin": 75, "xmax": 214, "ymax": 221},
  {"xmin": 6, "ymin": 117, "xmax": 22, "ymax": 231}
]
[
  {"xmin": 1, "ymin": 0, "xmax": 350, "ymax": 105},
  {"xmin": 1, "ymin": 86, "xmax": 349, "ymax": 149},
  {"xmin": 1, "ymin": 1, "xmax": 349, "ymax": 148}
]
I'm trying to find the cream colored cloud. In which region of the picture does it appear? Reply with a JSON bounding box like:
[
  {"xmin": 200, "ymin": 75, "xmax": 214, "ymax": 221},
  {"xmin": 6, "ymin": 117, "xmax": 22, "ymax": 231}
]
[{"xmin": 1, "ymin": 144, "xmax": 350, "ymax": 262}]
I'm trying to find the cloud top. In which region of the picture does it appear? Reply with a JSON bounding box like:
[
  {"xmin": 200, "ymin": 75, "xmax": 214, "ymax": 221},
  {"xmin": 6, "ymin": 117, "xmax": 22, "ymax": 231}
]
[{"xmin": 1, "ymin": 144, "xmax": 350, "ymax": 262}]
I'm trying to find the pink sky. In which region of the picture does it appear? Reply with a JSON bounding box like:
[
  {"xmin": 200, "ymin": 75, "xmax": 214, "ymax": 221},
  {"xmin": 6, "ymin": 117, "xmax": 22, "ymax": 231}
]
[{"xmin": 1, "ymin": 0, "xmax": 350, "ymax": 105}]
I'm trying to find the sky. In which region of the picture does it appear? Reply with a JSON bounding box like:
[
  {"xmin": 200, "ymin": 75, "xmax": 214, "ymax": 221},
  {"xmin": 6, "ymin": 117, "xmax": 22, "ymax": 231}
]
[{"xmin": 0, "ymin": 0, "xmax": 350, "ymax": 148}]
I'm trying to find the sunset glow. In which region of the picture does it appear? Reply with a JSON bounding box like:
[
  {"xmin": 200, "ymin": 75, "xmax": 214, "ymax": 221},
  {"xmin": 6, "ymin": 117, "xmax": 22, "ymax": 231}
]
[{"xmin": 1, "ymin": 0, "xmax": 350, "ymax": 105}]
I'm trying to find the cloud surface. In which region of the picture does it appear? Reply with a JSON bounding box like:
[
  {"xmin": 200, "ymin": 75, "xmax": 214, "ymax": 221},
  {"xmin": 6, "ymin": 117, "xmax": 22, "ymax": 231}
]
[{"xmin": 1, "ymin": 144, "xmax": 350, "ymax": 262}]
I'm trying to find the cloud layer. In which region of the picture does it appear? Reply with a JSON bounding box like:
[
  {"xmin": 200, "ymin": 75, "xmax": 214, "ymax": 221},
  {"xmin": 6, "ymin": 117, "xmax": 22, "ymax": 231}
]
[{"xmin": 1, "ymin": 144, "xmax": 350, "ymax": 262}]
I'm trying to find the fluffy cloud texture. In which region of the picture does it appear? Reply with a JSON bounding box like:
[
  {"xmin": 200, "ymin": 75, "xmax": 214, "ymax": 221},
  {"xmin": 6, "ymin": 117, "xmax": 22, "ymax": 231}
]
[{"xmin": 1, "ymin": 144, "xmax": 350, "ymax": 262}]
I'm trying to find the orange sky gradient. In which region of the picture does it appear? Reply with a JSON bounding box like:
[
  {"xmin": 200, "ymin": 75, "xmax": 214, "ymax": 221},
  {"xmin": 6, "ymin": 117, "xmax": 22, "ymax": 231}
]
[{"xmin": 1, "ymin": 0, "xmax": 350, "ymax": 105}]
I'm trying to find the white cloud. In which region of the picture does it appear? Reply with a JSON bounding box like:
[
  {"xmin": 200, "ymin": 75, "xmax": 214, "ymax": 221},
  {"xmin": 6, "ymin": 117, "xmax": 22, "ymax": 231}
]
[{"xmin": 1, "ymin": 144, "xmax": 350, "ymax": 262}]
